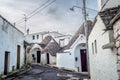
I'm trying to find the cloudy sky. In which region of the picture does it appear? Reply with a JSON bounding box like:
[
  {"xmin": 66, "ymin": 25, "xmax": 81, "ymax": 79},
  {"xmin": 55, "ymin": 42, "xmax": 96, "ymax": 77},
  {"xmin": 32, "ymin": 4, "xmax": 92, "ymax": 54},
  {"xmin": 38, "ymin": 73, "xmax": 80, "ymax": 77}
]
[{"xmin": 0, "ymin": 0, "xmax": 98, "ymax": 35}]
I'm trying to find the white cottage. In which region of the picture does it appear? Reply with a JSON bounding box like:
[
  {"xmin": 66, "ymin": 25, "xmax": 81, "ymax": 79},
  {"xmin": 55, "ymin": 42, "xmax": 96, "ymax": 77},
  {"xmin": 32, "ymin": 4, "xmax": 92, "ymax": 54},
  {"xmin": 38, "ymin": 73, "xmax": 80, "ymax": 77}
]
[
  {"xmin": 88, "ymin": 0, "xmax": 120, "ymax": 80},
  {"xmin": 110, "ymin": 11, "xmax": 120, "ymax": 80},
  {"xmin": 0, "ymin": 15, "xmax": 25, "ymax": 75},
  {"xmin": 25, "ymin": 31, "xmax": 71, "ymax": 65},
  {"xmin": 57, "ymin": 21, "xmax": 92, "ymax": 72}
]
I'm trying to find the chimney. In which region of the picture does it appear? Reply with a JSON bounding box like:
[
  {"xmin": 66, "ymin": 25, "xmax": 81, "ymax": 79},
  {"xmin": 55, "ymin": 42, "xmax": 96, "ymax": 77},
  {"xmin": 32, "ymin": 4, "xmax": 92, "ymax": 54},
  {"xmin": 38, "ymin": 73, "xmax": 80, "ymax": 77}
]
[{"xmin": 27, "ymin": 28, "xmax": 29, "ymax": 35}]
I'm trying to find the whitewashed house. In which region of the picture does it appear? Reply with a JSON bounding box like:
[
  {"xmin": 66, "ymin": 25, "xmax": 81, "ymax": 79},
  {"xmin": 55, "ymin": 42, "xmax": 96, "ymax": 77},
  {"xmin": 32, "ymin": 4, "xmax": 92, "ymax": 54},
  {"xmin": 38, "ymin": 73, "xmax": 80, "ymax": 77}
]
[
  {"xmin": 0, "ymin": 15, "xmax": 25, "ymax": 75},
  {"xmin": 41, "ymin": 38, "xmax": 61, "ymax": 65},
  {"xmin": 88, "ymin": 0, "xmax": 120, "ymax": 80},
  {"xmin": 57, "ymin": 21, "xmax": 92, "ymax": 72},
  {"xmin": 110, "ymin": 11, "xmax": 120, "ymax": 80},
  {"xmin": 25, "ymin": 32, "xmax": 49, "ymax": 64},
  {"xmin": 25, "ymin": 31, "xmax": 71, "ymax": 65}
]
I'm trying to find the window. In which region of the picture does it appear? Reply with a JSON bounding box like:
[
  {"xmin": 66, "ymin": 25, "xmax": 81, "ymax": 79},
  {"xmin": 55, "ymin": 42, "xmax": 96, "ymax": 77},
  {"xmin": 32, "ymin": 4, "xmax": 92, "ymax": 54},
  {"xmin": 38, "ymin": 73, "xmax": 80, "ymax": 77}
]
[
  {"xmin": 92, "ymin": 43, "xmax": 94, "ymax": 54},
  {"xmin": 2, "ymin": 20, "xmax": 8, "ymax": 32},
  {"xmin": 59, "ymin": 39, "xmax": 64, "ymax": 47},
  {"xmin": 37, "ymin": 35, "xmax": 39, "ymax": 39},
  {"xmin": 33, "ymin": 35, "xmax": 35, "ymax": 40},
  {"xmin": 95, "ymin": 40, "xmax": 97, "ymax": 53},
  {"xmin": 75, "ymin": 57, "xmax": 78, "ymax": 62}
]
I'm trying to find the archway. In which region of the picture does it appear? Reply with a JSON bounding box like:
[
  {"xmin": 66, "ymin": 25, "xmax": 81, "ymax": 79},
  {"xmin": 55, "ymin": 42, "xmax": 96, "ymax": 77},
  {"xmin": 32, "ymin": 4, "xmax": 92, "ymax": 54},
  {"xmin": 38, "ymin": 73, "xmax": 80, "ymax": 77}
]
[
  {"xmin": 74, "ymin": 43, "xmax": 87, "ymax": 72},
  {"xmin": 26, "ymin": 43, "xmax": 42, "ymax": 63}
]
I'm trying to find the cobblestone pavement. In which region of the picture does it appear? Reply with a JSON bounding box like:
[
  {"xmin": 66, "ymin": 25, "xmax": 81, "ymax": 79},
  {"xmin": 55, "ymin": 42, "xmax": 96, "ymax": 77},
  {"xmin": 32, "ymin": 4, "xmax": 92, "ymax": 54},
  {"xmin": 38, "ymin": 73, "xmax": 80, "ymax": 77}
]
[{"xmin": 14, "ymin": 64, "xmax": 89, "ymax": 80}]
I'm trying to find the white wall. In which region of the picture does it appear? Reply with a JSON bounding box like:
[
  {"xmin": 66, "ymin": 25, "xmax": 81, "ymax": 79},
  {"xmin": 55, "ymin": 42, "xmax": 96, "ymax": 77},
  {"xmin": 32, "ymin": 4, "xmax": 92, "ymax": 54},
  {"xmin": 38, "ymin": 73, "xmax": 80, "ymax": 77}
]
[
  {"xmin": 55, "ymin": 35, "xmax": 71, "ymax": 47},
  {"xmin": 57, "ymin": 52, "xmax": 77, "ymax": 71},
  {"xmin": 97, "ymin": 0, "xmax": 120, "ymax": 11},
  {"xmin": 88, "ymin": 16, "xmax": 118, "ymax": 80},
  {"xmin": 41, "ymin": 53, "xmax": 56, "ymax": 65},
  {"xmin": 57, "ymin": 34, "xmax": 86, "ymax": 72},
  {"xmin": 0, "ymin": 17, "xmax": 25, "ymax": 74},
  {"xmin": 113, "ymin": 19, "xmax": 120, "ymax": 79},
  {"xmin": 25, "ymin": 34, "xmax": 43, "ymax": 43}
]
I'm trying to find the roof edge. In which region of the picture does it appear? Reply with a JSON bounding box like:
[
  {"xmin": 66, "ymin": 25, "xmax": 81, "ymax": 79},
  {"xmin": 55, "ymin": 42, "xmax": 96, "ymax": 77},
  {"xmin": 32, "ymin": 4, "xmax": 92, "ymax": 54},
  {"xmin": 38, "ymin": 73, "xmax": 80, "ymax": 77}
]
[
  {"xmin": 110, "ymin": 12, "xmax": 120, "ymax": 25},
  {"xmin": 0, "ymin": 15, "xmax": 24, "ymax": 34}
]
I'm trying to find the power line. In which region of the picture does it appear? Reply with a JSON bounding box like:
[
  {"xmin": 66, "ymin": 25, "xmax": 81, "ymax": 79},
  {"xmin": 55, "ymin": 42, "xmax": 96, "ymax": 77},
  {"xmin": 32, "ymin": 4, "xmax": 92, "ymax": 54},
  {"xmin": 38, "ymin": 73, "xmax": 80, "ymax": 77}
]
[
  {"xmin": 101, "ymin": 0, "xmax": 109, "ymax": 11},
  {"xmin": 28, "ymin": 0, "xmax": 50, "ymax": 16},
  {"xmin": 15, "ymin": 0, "xmax": 51, "ymax": 24},
  {"xmin": 27, "ymin": 0, "xmax": 56, "ymax": 19}
]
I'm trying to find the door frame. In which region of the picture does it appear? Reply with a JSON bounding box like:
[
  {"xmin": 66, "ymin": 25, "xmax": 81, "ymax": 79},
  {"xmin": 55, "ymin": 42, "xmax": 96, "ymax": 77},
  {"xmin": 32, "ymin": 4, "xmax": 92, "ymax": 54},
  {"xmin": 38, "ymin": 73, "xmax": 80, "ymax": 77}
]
[
  {"xmin": 4, "ymin": 51, "xmax": 10, "ymax": 75},
  {"xmin": 46, "ymin": 53, "xmax": 50, "ymax": 64},
  {"xmin": 37, "ymin": 51, "xmax": 41, "ymax": 63},
  {"xmin": 17, "ymin": 45, "xmax": 21, "ymax": 69},
  {"xmin": 80, "ymin": 49, "xmax": 88, "ymax": 72}
]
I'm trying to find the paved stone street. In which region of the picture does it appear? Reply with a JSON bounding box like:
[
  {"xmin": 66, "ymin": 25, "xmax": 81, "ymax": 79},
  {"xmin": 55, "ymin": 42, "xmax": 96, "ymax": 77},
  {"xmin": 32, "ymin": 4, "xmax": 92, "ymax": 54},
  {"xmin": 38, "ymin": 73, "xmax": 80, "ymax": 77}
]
[{"xmin": 13, "ymin": 64, "xmax": 89, "ymax": 80}]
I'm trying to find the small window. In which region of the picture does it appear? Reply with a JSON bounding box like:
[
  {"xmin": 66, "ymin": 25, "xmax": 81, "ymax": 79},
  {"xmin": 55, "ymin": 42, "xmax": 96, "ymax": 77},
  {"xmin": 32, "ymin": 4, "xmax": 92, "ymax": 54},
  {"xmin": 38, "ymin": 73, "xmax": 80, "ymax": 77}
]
[
  {"xmin": 33, "ymin": 35, "xmax": 35, "ymax": 40},
  {"xmin": 37, "ymin": 35, "xmax": 39, "ymax": 39},
  {"xmin": 59, "ymin": 39, "xmax": 64, "ymax": 47},
  {"xmin": 75, "ymin": 57, "xmax": 78, "ymax": 61},
  {"xmin": 92, "ymin": 43, "xmax": 94, "ymax": 55},
  {"xmin": 2, "ymin": 20, "xmax": 9, "ymax": 32},
  {"xmin": 95, "ymin": 40, "xmax": 97, "ymax": 53}
]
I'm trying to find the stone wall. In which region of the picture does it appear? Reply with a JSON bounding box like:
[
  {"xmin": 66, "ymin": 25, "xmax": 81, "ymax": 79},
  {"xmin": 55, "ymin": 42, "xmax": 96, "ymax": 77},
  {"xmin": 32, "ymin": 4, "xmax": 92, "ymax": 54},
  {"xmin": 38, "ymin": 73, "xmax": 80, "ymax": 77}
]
[{"xmin": 113, "ymin": 19, "xmax": 120, "ymax": 80}]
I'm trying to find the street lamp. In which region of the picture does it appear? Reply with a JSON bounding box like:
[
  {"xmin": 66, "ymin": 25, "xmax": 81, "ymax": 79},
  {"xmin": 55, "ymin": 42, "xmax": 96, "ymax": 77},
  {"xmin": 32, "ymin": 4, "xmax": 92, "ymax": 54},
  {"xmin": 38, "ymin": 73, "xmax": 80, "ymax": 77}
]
[
  {"xmin": 70, "ymin": 5, "xmax": 98, "ymax": 12},
  {"xmin": 70, "ymin": 5, "xmax": 98, "ymax": 19}
]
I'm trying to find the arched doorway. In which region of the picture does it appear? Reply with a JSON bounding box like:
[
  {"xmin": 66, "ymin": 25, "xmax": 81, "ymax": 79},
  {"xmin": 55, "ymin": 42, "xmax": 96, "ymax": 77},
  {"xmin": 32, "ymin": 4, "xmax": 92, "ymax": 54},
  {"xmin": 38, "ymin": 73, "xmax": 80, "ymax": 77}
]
[
  {"xmin": 46, "ymin": 53, "xmax": 50, "ymax": 64},
  {"xmin": 74, "ymin": 43, "xmax": 87, "ymax": 72},
  {"xmin": 37, "ymin": 51, "xmax": 41, "ymax": 63},
  {"xmin": 27, "ymin": 43, "xmax": 42, "ymax": 63}
]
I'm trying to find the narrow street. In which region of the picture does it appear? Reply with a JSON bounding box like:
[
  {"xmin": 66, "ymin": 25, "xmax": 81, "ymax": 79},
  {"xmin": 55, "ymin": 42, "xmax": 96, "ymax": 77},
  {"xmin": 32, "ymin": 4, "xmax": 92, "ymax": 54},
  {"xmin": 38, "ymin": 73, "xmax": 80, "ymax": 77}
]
[{"xmin": 13, "ymin": 64, "xmax": 89, "ymax": 80}]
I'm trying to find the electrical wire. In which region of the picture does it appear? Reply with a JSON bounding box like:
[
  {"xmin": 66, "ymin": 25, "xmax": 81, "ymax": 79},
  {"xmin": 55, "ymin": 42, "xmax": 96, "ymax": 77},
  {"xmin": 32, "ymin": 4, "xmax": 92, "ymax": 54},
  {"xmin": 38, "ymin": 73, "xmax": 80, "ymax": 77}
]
[
  {"xmin": 15, "ymin": 0, "xmax": 52, "ymax": 24},
  {"xmin": 27, "ymin": 0, "xmax": 50, "ymax": 17},
  {"xmin": 27, "ymin": 0, "xmax": 56, "ymax": 19},
  {"xmin": 101, "ymin": 0, "xmax": 109, "ymax": 11}
]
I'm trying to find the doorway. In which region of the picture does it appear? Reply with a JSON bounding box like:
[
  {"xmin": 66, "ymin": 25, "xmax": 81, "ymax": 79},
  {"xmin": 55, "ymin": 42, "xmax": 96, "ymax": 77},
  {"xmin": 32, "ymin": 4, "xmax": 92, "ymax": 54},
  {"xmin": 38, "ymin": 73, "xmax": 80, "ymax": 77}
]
[
  {"xmin": 80, "ymin": 49, "xmax": 87, "ymax": 72},
  {"xmin": 46, "ymin": 53, "xmax": 50, "ymax": 64},
  {"xmin": 4, "ymin": 51, "xmax": 9, "ymax": 75},
  {"xmin": 37, "ymin": 51, "xmax": 41, "ymax": 63},
  {"xmin": 17, "ymin": 45, "xmax": 21, "ymax": 69}
]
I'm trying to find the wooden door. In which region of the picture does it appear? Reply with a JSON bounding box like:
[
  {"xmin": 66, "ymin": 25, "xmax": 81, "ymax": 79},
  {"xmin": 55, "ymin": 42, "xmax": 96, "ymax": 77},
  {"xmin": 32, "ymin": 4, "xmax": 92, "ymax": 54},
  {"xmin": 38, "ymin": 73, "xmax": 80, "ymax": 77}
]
[
  {"xmin": 37, "ymin": 51, "xmax": 41, "ymax": 63},
  {"xmin": 17, "ymin": 45, "xmax": 20, "ymax": 69},
  {"xmin": 4, "ymin": 51, "xmax": 9, "ymax": 75},
  {"xmin": 80, "ymin": 49, "xmax": 87, "ymax": 72},
  {"xmin": 46, "ymin": 53, "xmax": 50, "ymax": 64}
]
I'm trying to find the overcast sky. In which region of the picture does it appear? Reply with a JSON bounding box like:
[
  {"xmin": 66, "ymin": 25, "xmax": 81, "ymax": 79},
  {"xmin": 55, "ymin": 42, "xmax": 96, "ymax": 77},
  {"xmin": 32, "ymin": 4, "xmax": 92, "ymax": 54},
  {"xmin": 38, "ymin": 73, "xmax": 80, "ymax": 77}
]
[{"xmin": 0, "ymin": 0, "xmax": 98, "ymax": 35}]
